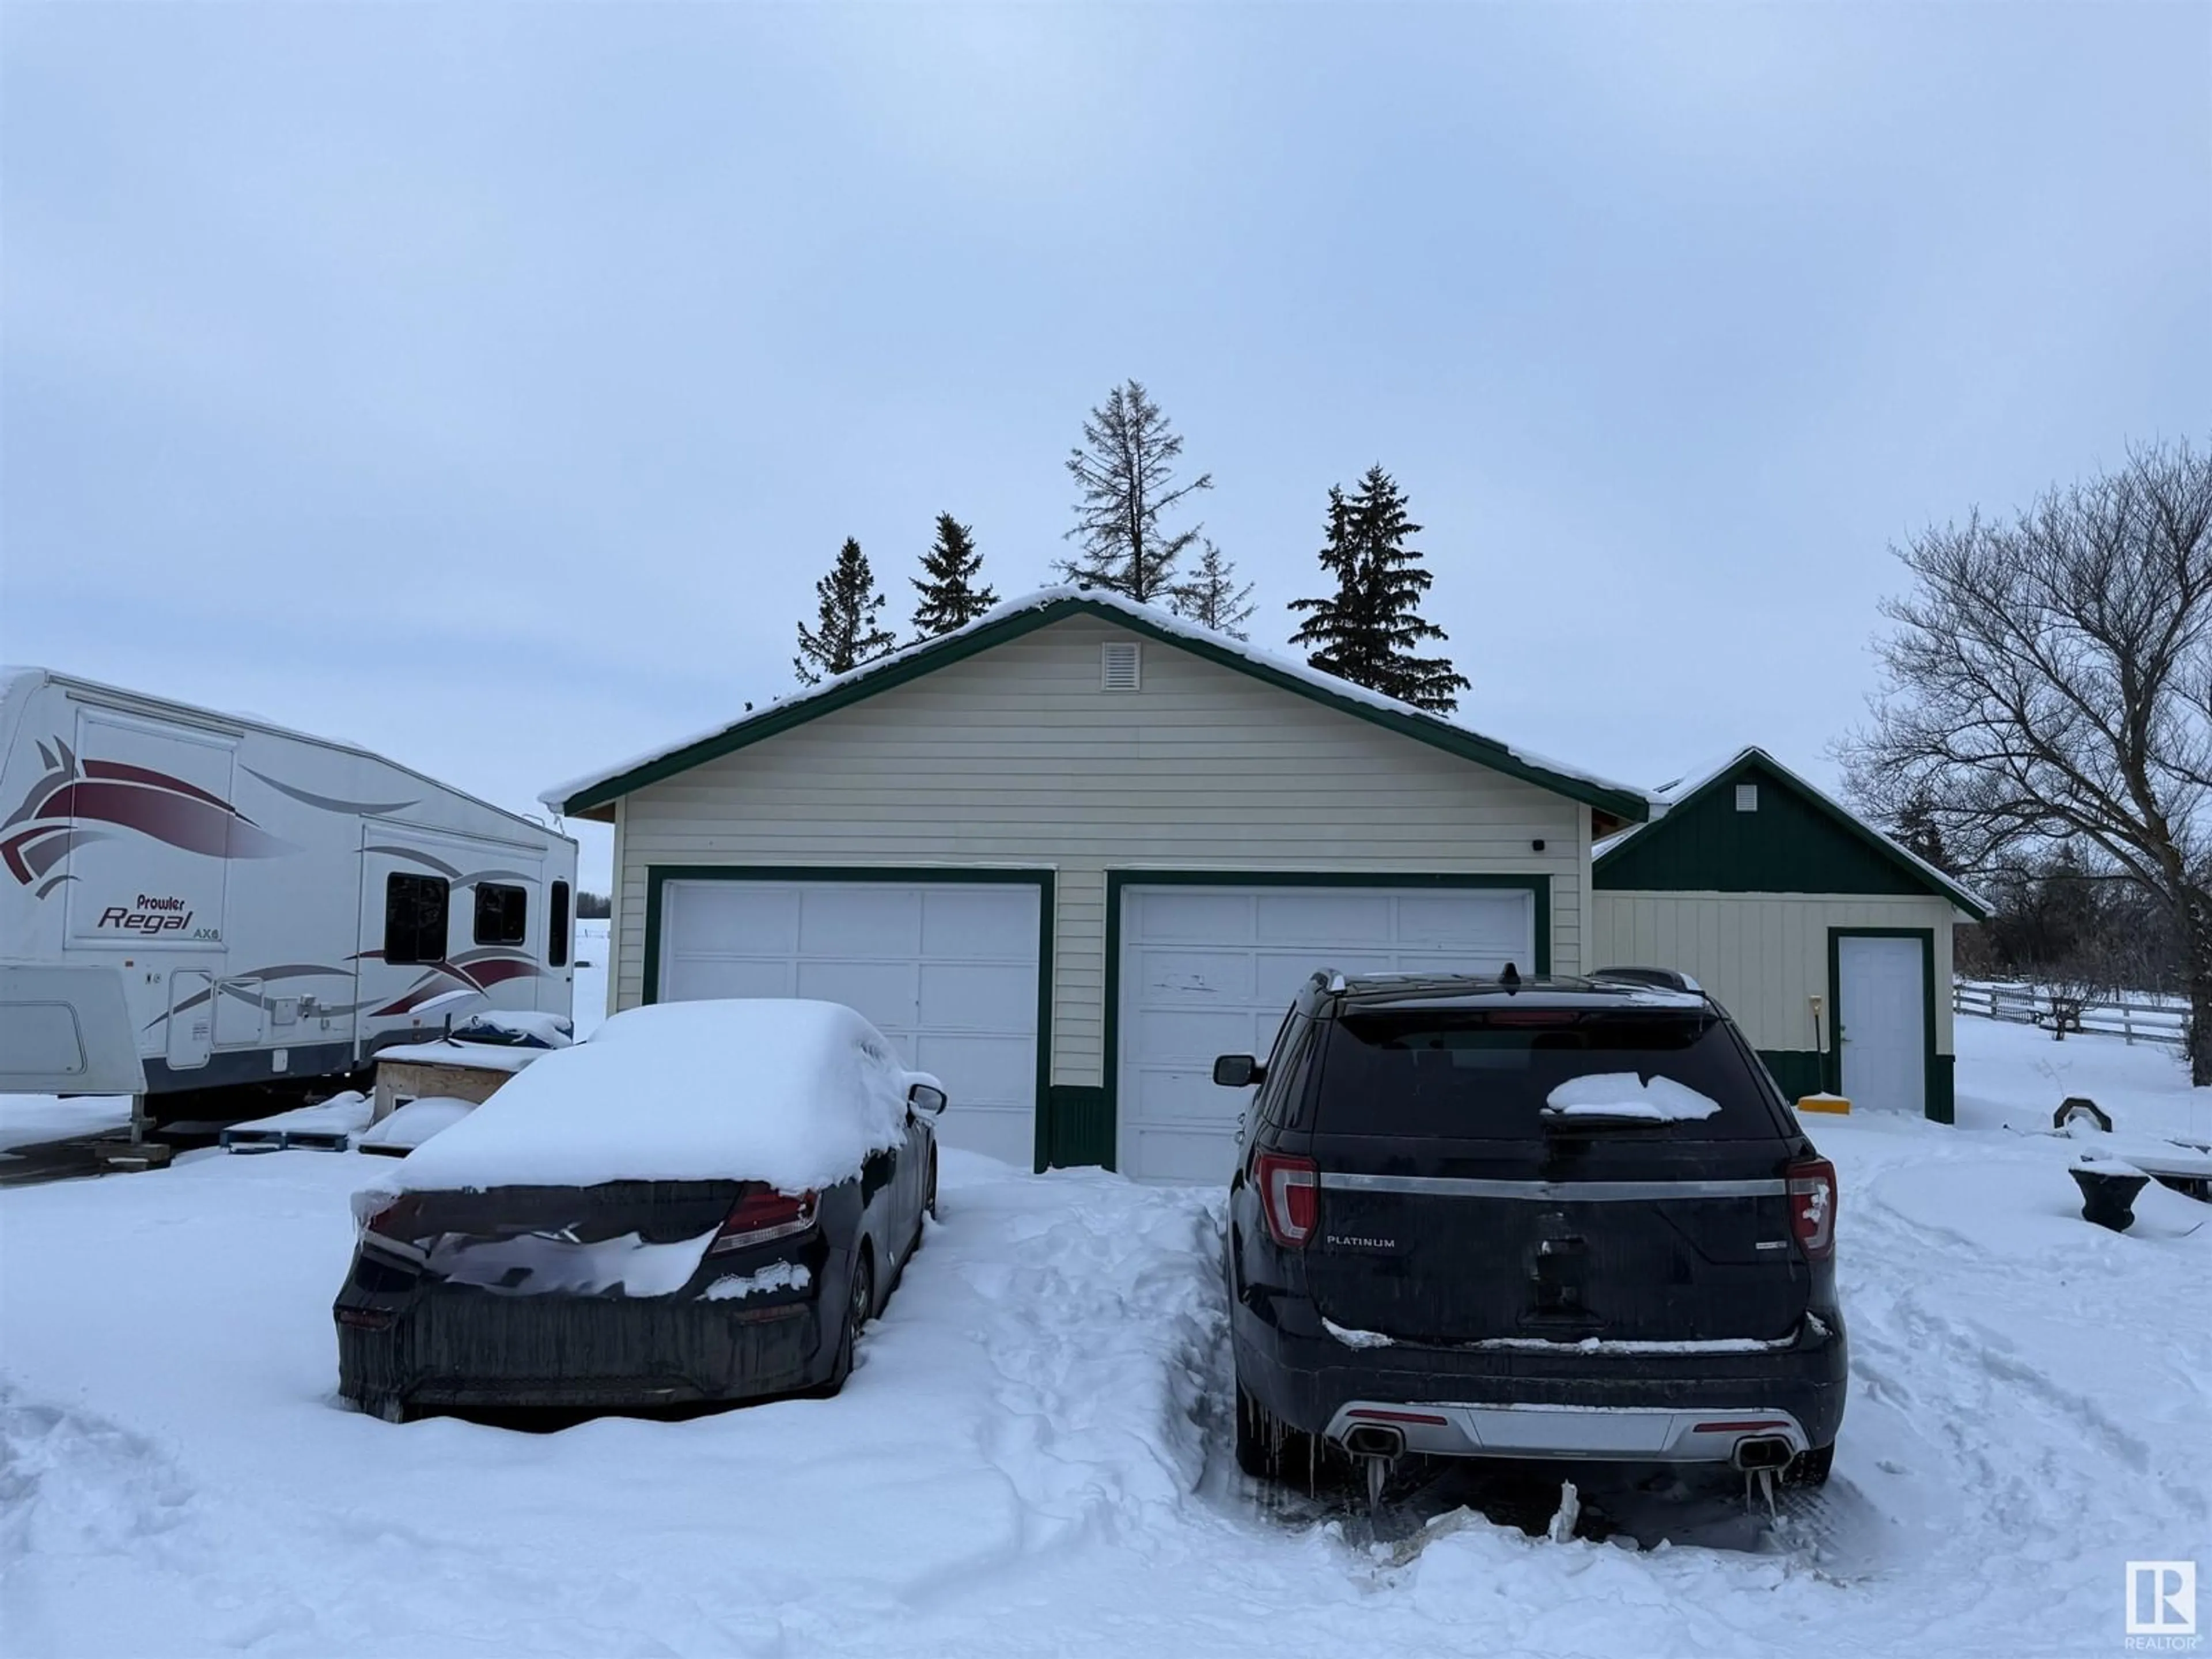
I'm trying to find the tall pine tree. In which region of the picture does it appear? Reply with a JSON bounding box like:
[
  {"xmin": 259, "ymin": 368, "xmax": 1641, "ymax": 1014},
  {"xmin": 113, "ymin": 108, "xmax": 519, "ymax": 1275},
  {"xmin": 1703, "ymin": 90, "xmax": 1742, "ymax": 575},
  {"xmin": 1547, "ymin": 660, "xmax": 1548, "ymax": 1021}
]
[
  {"xmin": 1288, "ymin": 486, "xmax": 1368, "ymax": 683},
  {"xmin": 1892, "ymin": 786, "xmax": 1952, "ymax": 874},
  {"xmin": 1172, "ymin": 539, "xmax": 1255, "ymax": 639},
  {"xmin": 794, "ymin": 537, "xmax": 898, "ymax": 685},
  {"xmin": 911, "ymin": 513, "xmax": 998, "ymax": 637},
  {"xmin": 1057, "ymin": 379, "xmax": 1212, "ymax": 604},
  {"xmin": 1287, "ymin": 465, "xmax": 1469, "ymax": 713}
]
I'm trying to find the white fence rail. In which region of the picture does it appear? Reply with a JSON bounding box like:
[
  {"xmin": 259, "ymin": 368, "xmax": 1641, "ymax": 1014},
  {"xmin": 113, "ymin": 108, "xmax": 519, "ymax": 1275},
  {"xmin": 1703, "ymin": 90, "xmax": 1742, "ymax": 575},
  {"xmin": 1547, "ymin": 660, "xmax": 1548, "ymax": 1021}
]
[{"xmin": 1953, "ymin": 980, "xmax": 2189, "ymax": 1050}]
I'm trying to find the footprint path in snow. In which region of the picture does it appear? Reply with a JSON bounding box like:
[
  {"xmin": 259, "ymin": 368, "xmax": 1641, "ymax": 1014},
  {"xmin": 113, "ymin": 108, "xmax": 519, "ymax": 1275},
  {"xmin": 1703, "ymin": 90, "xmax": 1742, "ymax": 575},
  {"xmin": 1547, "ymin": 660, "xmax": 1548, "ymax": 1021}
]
[{"xmin": 1839, "ymin": 1160, "xmax": 2211, "ymax": 1645}]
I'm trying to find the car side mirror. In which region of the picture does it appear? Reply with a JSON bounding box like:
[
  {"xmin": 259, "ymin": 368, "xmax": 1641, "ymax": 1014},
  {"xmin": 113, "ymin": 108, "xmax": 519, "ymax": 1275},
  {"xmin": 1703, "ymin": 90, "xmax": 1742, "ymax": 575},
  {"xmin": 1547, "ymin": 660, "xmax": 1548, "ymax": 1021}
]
[
  {"xmin": 908, "ymin": 1082, "xmax": 949, "ymax": 1116},
  {"xmin": 1212, "ymin": 1054, "xmax": 1264, "ymax": 1089}
]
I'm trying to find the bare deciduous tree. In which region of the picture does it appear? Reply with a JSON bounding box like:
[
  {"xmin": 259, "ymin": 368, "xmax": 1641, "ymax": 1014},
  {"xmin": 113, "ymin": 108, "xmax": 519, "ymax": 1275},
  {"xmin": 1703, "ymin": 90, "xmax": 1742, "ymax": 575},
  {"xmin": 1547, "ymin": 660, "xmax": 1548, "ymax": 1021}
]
[
  {"xmin": 1173, "ymin": 539, "xmax": 1255, "ymax": 638},
  {"xmin": 1059, "ymin": 380, "xmax": 1212, "ymax": 604},
  {"xmin": 1843, "ymin": 439, "xmax": 2212, "ymax": 1080}
]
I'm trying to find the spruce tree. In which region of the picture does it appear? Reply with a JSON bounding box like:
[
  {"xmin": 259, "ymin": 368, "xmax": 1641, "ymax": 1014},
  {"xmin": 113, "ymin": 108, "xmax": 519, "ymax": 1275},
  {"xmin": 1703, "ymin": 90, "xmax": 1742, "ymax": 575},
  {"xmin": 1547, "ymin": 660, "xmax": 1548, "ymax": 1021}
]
[
  {"xmin": 1172, "ymin": 539, "xmax": 1255, "ymax": 639},
  {"xmin": 1058, "ymin": 379, "xmax": 1212, "ymax": 604},
  {"xmin": 1893, "ymin": 787, "xmax": 1951, "ymax": 873},
  {"xmin": 1287, "ymin": 486, "xmax": 1373, "ymax": 684},
  {"xmin": 1288, "ymin": 465, "xmax": 1469, "ymax": 713},
  {"xmin": 911, "ymin": 513, "xmax": 998, "ymax": 637},
  {"xmin": 793, "ymin": 537, "xmax": 898, "ymax": 685}
]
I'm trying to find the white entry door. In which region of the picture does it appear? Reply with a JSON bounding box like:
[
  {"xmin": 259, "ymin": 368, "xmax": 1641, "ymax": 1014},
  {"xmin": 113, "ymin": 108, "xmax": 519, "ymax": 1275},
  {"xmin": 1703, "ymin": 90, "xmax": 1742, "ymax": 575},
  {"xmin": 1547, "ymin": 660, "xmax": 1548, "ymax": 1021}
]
[
  {"xmin": 656, "ymin": 876, "xmax": 1042, "ymax": 1168},
  {"xmin": 1837, "ymin": 933, "xmax": 1927, "ymax": 1116},
  {"xmin": 1116, "ymin": 882, "xmax": 1537, "ymax": 1183}
]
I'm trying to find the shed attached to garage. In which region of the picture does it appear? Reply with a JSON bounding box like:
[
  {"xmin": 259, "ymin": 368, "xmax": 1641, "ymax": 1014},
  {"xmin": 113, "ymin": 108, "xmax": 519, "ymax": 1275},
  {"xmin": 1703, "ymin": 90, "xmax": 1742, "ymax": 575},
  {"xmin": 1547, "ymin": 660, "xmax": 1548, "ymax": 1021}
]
[
  {"xmin": 1592, "ymin": 748, "xmax": 1988, "ymax": 1123},
  {"xmin": 545, "ymin": 588, "xmax": 1650, "ymax": 1179}
]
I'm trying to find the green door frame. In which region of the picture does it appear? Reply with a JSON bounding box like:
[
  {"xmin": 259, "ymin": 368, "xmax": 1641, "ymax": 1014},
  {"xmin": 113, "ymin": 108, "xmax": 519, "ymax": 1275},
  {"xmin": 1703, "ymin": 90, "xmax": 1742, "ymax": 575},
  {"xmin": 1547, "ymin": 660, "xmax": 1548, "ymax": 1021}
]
[
  {"xmin": 1098, "ymin": 869, "xmax": 1552, "ymax": 1172},
  {"xmin": 1826, "ymin": 925, "xmax": 1948, "ymax": 1124},
  {"xmin": 641, "ymin": 865, "xmax": 1059, "ymax": 1169}
]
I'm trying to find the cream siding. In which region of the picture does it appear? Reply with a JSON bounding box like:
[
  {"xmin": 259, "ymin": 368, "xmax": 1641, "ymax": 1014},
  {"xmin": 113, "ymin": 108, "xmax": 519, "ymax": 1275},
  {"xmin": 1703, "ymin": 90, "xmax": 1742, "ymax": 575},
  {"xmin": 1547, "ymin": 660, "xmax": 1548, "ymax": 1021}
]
[
  {"xmin": 605, "ymin": 796, "xmax": 628, "ymax": 1021},
  {"xmin": 1591, "ymin": 891, "xmax": 1959, "ymax": 1055},
  {"xmin": 612, "ymin": 615, "xmax": 1587, "ymax": 1087}
]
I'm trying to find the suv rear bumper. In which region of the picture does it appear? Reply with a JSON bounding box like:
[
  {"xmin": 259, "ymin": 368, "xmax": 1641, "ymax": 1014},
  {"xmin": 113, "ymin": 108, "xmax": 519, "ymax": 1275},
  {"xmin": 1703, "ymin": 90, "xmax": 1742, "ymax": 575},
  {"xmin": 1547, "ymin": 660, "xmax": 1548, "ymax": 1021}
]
[
  {"xmin": 1233, "ymin": 1301, "xmax": 1847, "ymax": 1460},
  {"xmin": 1323, "ymin": 1400, "xmax": 1812, "ymax": 1462}
]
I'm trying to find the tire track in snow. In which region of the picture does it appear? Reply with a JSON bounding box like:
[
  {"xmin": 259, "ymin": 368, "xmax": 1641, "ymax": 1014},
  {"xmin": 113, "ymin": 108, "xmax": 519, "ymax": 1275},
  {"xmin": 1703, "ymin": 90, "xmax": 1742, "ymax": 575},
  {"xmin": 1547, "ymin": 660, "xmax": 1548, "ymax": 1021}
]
[{"xmin": 873, "ymin": 1174, "xmax": 1234, "ymax": 1615}]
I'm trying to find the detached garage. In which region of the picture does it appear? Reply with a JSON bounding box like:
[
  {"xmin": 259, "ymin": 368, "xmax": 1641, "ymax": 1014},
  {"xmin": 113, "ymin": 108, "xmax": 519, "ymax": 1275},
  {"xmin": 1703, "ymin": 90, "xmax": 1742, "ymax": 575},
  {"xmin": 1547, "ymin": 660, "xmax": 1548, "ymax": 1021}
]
[
  {"xmin": 546, "ymin": 589, "xmax": 1649, "ymax": 1178},
  {"xmin": 1592, "ymin": 748, "xmax": 1989, "ymax": 1123}
]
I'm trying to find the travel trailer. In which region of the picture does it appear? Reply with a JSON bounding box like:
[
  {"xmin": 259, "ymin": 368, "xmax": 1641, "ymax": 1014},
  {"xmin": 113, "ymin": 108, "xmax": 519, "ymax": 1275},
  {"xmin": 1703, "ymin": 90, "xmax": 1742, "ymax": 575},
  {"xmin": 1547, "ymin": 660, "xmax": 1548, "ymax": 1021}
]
[{"xmin": 0, "ymin": 668, "xmax": 578, "ymax": 1120}]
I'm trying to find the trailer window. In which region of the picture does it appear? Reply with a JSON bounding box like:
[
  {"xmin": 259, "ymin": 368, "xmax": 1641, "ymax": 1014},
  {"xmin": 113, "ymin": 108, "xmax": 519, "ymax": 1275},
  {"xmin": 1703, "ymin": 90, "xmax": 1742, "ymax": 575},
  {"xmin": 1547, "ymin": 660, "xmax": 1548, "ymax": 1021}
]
[
  {"xmin": 474, "ymin": 883, "xmax": 528, "ymax": 946},
  {"xmin": 385, "ymin": 874, "xmax": 449, "ymax": 965},
  {"xmin": 548, "ymin": 881, "xmax": 571, "ymax": 968}
]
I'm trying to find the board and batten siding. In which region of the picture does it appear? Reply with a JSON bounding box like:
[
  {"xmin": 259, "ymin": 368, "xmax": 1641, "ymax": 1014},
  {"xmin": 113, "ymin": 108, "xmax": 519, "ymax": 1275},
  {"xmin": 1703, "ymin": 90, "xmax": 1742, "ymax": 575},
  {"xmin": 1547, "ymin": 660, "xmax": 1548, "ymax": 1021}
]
[
  {"xmin": 611, "ymin": 615, "xmax": 1590, "ymax": 1089},
  {"xmin": 1591, "ymin": 891, "xmax": 1957, "ymax": 1058}
]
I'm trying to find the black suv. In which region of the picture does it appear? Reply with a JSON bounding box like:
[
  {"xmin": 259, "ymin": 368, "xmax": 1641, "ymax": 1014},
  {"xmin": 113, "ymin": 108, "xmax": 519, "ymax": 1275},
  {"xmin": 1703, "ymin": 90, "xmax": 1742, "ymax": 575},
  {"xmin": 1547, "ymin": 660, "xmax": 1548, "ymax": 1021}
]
[{"xmin": 1219, "ymin": 968, "xmax": 1845, "ymax": 1498}]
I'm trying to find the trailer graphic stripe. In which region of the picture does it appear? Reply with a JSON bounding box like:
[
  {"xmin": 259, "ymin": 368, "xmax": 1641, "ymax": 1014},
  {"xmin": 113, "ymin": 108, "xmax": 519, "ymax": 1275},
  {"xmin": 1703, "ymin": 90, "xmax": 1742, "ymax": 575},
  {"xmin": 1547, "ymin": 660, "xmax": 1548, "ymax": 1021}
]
[
  {"xmin": 83, "ymin": 759, "xmax": 238, "ymax": 814},
  {"xmin": 242, "ymin": 767, "xmax": 419, "ymax": 816}
]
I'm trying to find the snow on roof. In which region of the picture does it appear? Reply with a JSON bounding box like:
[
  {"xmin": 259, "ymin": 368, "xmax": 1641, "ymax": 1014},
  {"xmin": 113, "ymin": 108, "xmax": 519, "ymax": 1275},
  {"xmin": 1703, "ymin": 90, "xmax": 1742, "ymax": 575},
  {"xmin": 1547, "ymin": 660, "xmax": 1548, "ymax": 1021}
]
[
  {"xmin": 541, "ymin": 586, "xmax": 1649, "ymax": 812},
  {"xmin": 1593, "ymin": 745, "xmax": 1991, "ymax": 916},
  {"xmin": 385, "ymin": 999, "xmax": 916, "ymax": 1194}
]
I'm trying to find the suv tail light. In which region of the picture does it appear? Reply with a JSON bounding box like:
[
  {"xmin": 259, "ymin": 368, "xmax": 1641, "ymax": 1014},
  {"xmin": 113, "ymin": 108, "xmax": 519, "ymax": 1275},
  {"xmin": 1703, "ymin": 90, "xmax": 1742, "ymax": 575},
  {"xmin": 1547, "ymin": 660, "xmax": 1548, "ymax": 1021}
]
[
  {"xmin": 1255, "ymin": 1152, "xmax": 1319, "ymax": 1248},
  {"xmin": 711, "ymin": 1188, "xmax": 819, "ymax": 1255},
  {"xmin": 1786, "ymin": 1156, "xmax": 1837, "ymax": 1260}
]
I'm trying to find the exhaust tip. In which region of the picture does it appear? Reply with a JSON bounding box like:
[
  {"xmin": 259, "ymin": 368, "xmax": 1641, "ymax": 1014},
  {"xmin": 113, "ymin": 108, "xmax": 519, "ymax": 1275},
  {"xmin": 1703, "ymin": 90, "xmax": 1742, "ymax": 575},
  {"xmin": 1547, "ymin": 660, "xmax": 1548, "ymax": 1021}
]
[
  {"xmin": 1730, "ymin": 1435, "xmax": 1794, "ymax": 1471},
  {"xmin": 1342, "ymin": 1424, "xmax": 1406, "ymax": 1460}
]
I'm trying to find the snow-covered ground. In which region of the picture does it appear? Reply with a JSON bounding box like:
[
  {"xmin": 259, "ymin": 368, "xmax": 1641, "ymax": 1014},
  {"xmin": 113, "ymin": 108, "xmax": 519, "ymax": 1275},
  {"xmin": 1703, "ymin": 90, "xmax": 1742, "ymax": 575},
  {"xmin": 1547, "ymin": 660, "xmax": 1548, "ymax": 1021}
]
[
  {"xmin": 1954, "ymin": 1005, "xmax": 2212, "ymax": 1143},
  {"xmin": 2, "ymin": 1013, "xmax": 2207, "ymax": 1657},
  {"xmin": 0, "ymin": 1094, "xmax": 131, "ymax": 1156}
]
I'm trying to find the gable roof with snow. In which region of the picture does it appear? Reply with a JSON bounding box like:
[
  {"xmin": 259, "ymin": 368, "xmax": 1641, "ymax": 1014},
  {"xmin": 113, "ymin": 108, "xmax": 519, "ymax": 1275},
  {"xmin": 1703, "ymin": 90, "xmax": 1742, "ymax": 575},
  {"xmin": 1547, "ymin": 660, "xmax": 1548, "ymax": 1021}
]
[
  {"xmin": 544, "ymin": 588, "xmax": 1654, "ymax": 824},
  {"xmin": 1593, "ymin": 746, "xmax": 1990, "ymax": 920}
]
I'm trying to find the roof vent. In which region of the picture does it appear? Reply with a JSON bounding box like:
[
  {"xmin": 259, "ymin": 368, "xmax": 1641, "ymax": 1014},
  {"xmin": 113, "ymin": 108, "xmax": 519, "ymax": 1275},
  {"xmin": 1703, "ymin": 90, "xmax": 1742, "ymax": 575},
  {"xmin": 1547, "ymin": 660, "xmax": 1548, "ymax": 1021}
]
[
  {"xmin": 1735, "ymin": 783, "xmax": 1759, "ymax": 812},
  {"xmin": 1100, "ymin": 641, "xmax": 1141, "ymax": 692}
]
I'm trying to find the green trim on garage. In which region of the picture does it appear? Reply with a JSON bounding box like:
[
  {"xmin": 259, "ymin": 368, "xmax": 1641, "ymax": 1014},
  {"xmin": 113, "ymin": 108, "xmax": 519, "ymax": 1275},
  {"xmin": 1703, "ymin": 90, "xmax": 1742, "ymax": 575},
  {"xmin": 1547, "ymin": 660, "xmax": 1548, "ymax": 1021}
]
[
  {"xmin": 1594, "ymin": 748, "xmax": 1988, "ymax": 919},
  {"xmin": 1045, "ymin": 1085, "xmax": 1111, "ymax": 1171},
  {"xmin": 1825, "ymin": 925, "xmax": 1948, "ymax": 1124},
  {"xmin": 640, "ymin": 865, "xmax": 1058, "ymax": 1169},
  {"xmin": 1758, "ymin": 1049, "xmax": 1827, "ymax": 1104},
  {"xmin": 1094, "ymin": 870, "xmax": 1552, "ymax": 1172},
  {"xmin": 554, "ymin": 599, "xmax": 1651, "ymax": 825}
]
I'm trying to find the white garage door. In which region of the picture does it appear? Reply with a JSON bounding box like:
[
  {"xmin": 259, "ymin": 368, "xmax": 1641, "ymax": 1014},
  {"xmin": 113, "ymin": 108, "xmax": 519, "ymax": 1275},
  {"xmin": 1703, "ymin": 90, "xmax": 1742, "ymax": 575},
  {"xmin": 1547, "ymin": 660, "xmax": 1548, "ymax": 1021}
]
[
  {"xmin": 657, "ymin": 877, "xmax": 1041, "ymax": 1168},
  {"xmin": 1116, "ymin": 883, "xmax": 1536, "ymax": 1183}
]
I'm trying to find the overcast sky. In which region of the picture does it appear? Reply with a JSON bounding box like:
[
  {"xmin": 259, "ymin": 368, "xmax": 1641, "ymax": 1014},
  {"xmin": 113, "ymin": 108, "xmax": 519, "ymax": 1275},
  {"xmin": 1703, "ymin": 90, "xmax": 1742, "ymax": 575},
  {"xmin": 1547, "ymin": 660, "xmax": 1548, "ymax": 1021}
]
[{"xmin": 5, "ymin": 3, "xmax": 2208, "ymax": 889}]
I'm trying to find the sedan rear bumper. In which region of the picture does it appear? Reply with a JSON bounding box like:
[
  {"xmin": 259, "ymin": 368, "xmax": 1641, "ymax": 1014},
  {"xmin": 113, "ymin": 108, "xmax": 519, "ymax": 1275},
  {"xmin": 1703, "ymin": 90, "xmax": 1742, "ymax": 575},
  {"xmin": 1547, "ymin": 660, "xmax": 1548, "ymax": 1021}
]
[{"xmin": 335, "ymin": 1286, "xmax": 834, "ymax": 1412}]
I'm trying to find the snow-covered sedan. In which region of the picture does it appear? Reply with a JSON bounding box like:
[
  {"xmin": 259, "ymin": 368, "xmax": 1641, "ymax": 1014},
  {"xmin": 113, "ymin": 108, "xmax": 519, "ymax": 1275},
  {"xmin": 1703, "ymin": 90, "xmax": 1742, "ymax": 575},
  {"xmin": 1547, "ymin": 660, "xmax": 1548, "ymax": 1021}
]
[{"xmin": 334, "ymin": 999, "xmax": 944, "ymax": 1420}]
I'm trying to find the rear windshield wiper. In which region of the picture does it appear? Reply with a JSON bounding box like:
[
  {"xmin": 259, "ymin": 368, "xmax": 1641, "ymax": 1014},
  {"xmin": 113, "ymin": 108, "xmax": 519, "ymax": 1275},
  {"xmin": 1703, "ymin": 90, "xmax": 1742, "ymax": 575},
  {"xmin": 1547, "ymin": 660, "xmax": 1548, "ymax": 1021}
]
[{"xmin": 1538, "ymin": 1107, "xmax": 1675, "ymax": 1132}]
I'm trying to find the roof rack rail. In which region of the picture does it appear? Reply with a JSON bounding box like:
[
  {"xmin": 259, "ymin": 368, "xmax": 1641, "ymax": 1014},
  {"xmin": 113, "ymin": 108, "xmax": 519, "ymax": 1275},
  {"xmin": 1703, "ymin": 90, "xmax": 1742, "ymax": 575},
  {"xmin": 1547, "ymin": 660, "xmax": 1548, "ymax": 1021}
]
[
  {"xmin": 1591, "ymin": 965, "xmax": 1702, "ymax": 994},
  {"xmin": 1309, "ymin": 968, "xmax": 1349, "ymax": 994}
]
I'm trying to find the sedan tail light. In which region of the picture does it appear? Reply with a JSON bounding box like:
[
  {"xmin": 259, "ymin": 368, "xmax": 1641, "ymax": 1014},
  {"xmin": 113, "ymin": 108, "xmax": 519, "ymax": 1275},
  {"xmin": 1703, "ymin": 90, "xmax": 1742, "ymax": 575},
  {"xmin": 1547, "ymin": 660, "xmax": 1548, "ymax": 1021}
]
[
  {"xmin": 1786, "ymin": 1156, "xmax": 1838, "ymax": 1260},
  {"xmin": 1255, "ymin": 1152, "xmax": 1319, "ymax": 1249},
  {"xmin": 710, "ymin": 1188, "xmax": 819, "ymax": 1255},
  {"xmin": 353, "ymin": 1191, "xmax": 419, "ymax": 1241}
]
